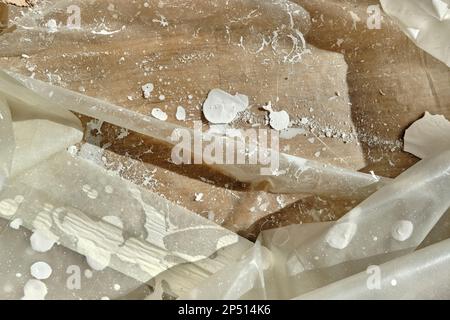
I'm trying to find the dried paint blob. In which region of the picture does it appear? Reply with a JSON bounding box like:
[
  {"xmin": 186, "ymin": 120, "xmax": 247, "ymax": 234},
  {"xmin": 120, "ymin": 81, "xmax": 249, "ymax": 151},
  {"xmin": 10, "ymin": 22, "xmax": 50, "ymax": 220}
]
[
  {"xmin": 9, "ymin": 218, "xmax": 23, "ymax": 230},
  {"xmin": 30, "ymin": 261, "xmax": 53, "ymax": 280},
  {"xmin": 391, "ymin": 220, "xmax": 414, "ymax": 241},
  {"xmin": 46, "ymin": 19, "xmax": 58, "ymax": 33},
  {"xmin": 22, "ymin": 280, "xmax": 48, "ymax": 300},
  {"xmin": 151, "ymin": 108, "xmax": 168, "ymax": 121},
  {"xmin": 269, "ymin": 110, "xmax": 290, "ymax": 131},
  {"xmin": 30, "ymin": 231, "xmax": 56, "ymax": 253},
  {"xmin": 142, "ymin": 83, "xmax": 154, "ymax": 99},
  {"xmin": 86, "ymin": 254, "xmax": 110, "ymax": 271},
  {"xmin": 176, "ymin": 106, "xmax": 186, "ymax": 121},
  {"xmin": 326, "ymin": 222, "xmax": 357, "ymax": 249},
  {"xmin": 202, "ymin": 89, "xmax": 249, "ymax": 124}
]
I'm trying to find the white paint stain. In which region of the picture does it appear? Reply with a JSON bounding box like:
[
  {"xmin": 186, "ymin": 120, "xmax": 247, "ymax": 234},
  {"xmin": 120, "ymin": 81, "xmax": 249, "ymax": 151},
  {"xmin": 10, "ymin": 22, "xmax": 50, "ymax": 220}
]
[
  {"xmin": 30, "ymin": 231, "xmax": 56, "ymax": 253},
  {"xmin": 326, "ymin": 222, "xmax": 357, "ymax": 249},
  {"xmin": 202, "ymin": 89, "xmax": 249, "ymax": 124},
  {"xmin": 151, "ymin": 108, "xmax": 168, "ymax": 121},
  {"xmin": 22, "ymin": 280, "xmax": 48, "ymax": 300},
  {"xmin": 391, "ymin": 220, "xmax": 414, "ymax": 241},
  {"xmin": 30, "ymin": 261, "xmax": 53, "ymax": 280}
]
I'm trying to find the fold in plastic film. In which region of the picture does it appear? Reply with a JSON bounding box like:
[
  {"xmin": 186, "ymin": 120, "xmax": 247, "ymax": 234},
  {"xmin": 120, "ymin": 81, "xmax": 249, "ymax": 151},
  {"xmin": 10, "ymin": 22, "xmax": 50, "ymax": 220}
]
[
  {"xmin": 183, "ymin": 147, "xmax": 450, "ymax": 299},
  {"xmin": 380, "ymin": 0, "xmax": 450, "ymax": 67}
]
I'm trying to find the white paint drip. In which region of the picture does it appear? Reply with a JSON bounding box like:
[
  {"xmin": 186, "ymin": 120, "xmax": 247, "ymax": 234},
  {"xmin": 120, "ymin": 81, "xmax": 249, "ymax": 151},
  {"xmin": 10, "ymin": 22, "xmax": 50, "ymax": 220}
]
[
  {"xmin": 391, "ymin": 220, "xmax": 414, "ymax": 241},
  {"xmin": 176, "ymin": 106, "xmax": 186, "ymax": 121},
  {"xmin": 30, "ymin": 231, "xmax": 56, "ymax": 253},
  {"xmin": 151, "ymin": 108, "xmax": 168, "ymax": 121},
  {"xmin": 269, "ymin": 111, "xmax": 290, "ymax": 131},
  {"xmin": 10, "ymin": 218, "xmax": 23, "ymax": 230},
  {"xmin": 202, "ymin": 89, "xmax": 249, "ymax": 124},
  {"xmin": 326, "ymin": 222, "xmax": 357, "ymax": 249},
  {"xmin": 84, "ymin": 269, "xmax": 93, "ymax": 278},
  {"xmin": 86, "ymin": 254, "xmax": 110, "ymax": 271},
  {"xmin": 194, "ymin": 193, "xmax": 204, "ymax": 202},
  {"xmin": 22, "ymin": 280, "xmax": 48, "ymax": 300},
  {"xmin": 142, "ymin": 83, "xmax": 154, "ymax": 99},
  {"xmin": 30, "ymin": 261, "xmax": 53, "ymax": 280}
]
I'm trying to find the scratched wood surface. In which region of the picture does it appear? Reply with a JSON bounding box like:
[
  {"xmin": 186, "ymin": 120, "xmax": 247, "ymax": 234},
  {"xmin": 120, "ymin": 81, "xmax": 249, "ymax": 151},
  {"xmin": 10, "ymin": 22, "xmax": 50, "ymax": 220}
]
[{"xmin": 0, "ymin": 0, "xmax": 449, "ymax": 239}]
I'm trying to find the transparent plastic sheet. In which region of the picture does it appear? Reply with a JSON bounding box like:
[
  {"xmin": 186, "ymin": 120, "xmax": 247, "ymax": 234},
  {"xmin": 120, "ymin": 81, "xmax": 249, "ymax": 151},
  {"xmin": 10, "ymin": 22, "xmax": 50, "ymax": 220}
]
[
  {"xmin": 183, "ymin": 149, "xmax": 450, "ymax": 299},
  {"xmin": 380, "ymin": 0, "xmax": 450, "ymax": 68},
  {"xmin": 0, "ymin": 0, "xmax": 449, "ymax": 300}
]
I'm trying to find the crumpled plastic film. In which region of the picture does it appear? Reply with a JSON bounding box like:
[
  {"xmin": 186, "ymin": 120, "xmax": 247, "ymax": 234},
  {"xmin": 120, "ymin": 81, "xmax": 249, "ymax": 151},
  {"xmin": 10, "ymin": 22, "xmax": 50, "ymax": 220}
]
[
  {"xmin": 297, "ymin": 237, "xmax": 450, "ymax": 299},
  {"xmin": 182, "ymin": 148, "xmax": 450, "ymax": 299},
  {"xmin": 380, "ymin": 0, "xmax": 450, "ymax": 67}
]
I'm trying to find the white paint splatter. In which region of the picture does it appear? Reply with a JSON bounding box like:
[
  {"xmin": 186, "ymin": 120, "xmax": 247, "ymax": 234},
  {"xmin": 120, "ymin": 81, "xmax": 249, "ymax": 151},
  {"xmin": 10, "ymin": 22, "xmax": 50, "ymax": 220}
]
[
  {"xmin": 30, "ymin": 261, "xmax": 52, "ymax": 280},
  {"xmin": 30, "ymin": 231, "xmax": 56, "ymax": 253},
  {"xmin": 142, "ymin": 83, "xmax": 154, "ymax": 99},
  {"xmin": 22, "ymin": 280, "xmax": 48, "ymax": 300},
  {"xmin": 194, "ymin": 193, "xmax": 204, "ymax": 202},
  {"xmin": 202, "ymin": 89, "xmax": 249, "ymax": 124},
  {"xmin": 326, "ymin": 222, "xmax": 357, "ymax": 249},
  {"xmin": 151, "ymin": 108, "xmax": 168, "ymax": 121},
  {"xmin": 10, "ymin": 218, "xmax": 23, "ymax": 230},
  {"xmin": 176, "ymin": 106, "xmax": 186, "ymax": 121},
  {"xmin": 86, "ymin": 254, "xmax": 110, "ymax": 271},
  {"xmin": 391, "ymin": 220, "xmax": 414, "ymax": 241},
  {"xmin": 84, "ymin": 269, "xmax": 93, "ymax": 278},
  {"xmin": 269, "ymin": 110, "xmax": 290, "ymax": 131}
]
